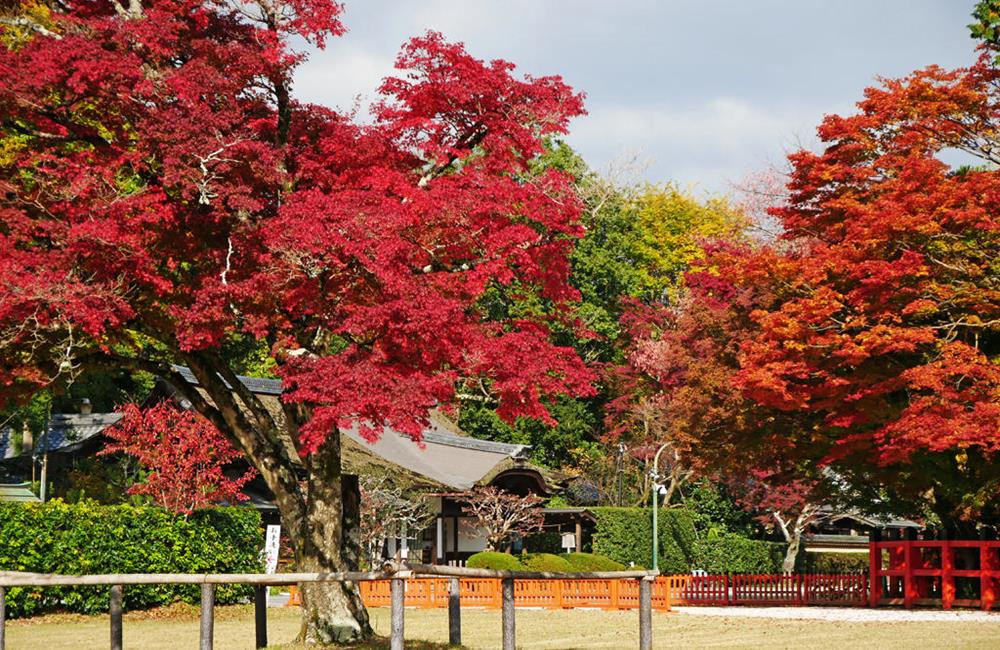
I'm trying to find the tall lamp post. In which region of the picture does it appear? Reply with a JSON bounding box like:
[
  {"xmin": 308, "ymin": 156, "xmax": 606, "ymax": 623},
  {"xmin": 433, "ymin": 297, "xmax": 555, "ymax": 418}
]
[{"xmin": 650, "ymin": 443, "xmax": 670, "ymax": 571}]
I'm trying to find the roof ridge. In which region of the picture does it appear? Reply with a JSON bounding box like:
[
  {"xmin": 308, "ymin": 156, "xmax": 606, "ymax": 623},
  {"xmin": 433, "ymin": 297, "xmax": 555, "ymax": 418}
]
[
  {"xmin": 171, "ymin": 365, "xmax": 283, "ymax": 395},
  {"xmin": 420, "ymin": 429, "xmax": 529, "ymax": 457}
]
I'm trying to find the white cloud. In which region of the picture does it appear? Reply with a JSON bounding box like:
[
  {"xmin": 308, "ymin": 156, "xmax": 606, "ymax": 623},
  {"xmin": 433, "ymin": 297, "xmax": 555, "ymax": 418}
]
[
  {"xmin": 567, "ymin": 98, "xmax": 840, "ymax": 195},
  {"xmin": 293, "ymin": 44, "xmax": 395, "ymax": 114}
]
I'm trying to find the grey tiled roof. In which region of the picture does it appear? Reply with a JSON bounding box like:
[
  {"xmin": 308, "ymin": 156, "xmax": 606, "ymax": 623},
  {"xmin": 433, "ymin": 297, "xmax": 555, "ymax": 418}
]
[
  {"xmin": 170, "ymin": 365, "xmax": 283, "ymax": 396},
  {"xmin": 421, "ymin": 429, "xmax": 529, "ymax": 458},
  {"xmin": 170, "ymin": 365, "xmax": 529, "ymax": 458},
  {"xmin": 0, "ymin": 413, "xmax": 122, "ymax": 459},
  {"xmin": 819, "ymin": 507, "xmax": 922, "ymax": 529}
]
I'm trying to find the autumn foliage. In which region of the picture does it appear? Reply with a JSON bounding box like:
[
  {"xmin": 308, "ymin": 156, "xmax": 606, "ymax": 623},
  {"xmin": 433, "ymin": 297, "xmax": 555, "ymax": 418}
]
[
  {"xmin": 0, "ymin": 2, "xmax": 592, "ymax": 450},
  {"xmin": 101, "ymin": 402, "xmax": 255, "ymax": 515},
  {"xmin": 0, "ymin": 3, "xmax": 594, "ymax": 639},
  {"xmin": 618, "ymin": 55, "xmax": 1000, "ymax": 529}
]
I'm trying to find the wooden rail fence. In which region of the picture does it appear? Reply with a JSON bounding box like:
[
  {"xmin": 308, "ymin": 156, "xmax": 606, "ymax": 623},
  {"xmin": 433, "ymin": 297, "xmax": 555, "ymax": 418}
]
[{"xmin": 0, "ymin": 564, "xmax": 661, "ymax": 650}]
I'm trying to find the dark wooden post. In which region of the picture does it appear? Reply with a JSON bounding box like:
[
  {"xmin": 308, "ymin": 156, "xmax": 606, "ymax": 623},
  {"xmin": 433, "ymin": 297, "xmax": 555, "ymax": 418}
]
[
  {"xmin": 501, "ymin": 578, "xmax": 515, "ymax": 650},
  {"xmin": 390, "ymin": 577, "xmax": 405, "ymax": 650},
  {"xmin": 1, "ymin": 586, "xmax": 6, "ymax": 650},
  {"xmin": 639, "ymin": 578, "xmax": 652, "ymax": 650},
  {"xmin": 110, "ymin": 584, "xmax": 123, "ymax": 650},
  {"xmin": 903, "ymin": 529, "xmax": 916, "ymax": 609},
  {"xmin": 200, "ymin": 583, "xmax": 215, "ymax": 650},
  {"xmin": 448, "ymin": 577, "xmax": 461, "ymax": 646},
  {"xmin": 254, "ymin": 585, "xmax": 268, "ymax": 648},
  {"xmin": 869, "ymin": 529, "xmax": 881, "ymax": 608}
]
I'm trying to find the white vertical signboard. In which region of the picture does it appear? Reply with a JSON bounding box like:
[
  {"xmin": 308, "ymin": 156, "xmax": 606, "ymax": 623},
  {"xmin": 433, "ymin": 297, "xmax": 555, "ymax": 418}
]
[{"xmin": 264, "ymin": 524, "xmax": 281, "ymax": 574}]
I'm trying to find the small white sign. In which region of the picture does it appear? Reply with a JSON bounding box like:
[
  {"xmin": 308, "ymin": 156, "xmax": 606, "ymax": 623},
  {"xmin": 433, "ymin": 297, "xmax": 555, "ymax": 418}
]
[
  {"xmin": 264, "ymin": 525, "xmax": 281, "ymax": 574},
  {"xmin": 561, "ymin": 533, "xmax": 576, "ymax": 552}
]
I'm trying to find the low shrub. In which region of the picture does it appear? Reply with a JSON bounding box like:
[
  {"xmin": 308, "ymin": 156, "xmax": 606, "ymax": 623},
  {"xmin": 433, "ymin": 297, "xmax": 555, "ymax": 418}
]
[
  {"xmin": 0, "ymin": 500, "xmax": 262, "ymax": 617},
  {"xmin": 692, "ymin": 534, "xmax": 785, "ymax": 574},
  {"xmin": 466, "ymin": 551, "xmax": 524, "ymax": 571},
  {"xmin": 559, "ymin": 552, "xmax": 625, "ymax": 572},
  {"xmin": 520, "ymin": 553, "xmax": 573, "ymax": 573}
]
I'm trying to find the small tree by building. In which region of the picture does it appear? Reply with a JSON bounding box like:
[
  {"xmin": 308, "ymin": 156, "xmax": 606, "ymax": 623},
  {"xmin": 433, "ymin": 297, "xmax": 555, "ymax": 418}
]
[
  {"xmin": 100, "ymin": 402, "xmax": 256, "ymax": 515},
  {"xmin": 358, "ymin": 472, "xmax": 433, "ymax": 566},
  {"xmin": 733, "ymin": 470, "xmax": 831, "ymax": 573},
  {"xmin": 461, "ymin": 486, "xmax": 544, "ymax": 551}
]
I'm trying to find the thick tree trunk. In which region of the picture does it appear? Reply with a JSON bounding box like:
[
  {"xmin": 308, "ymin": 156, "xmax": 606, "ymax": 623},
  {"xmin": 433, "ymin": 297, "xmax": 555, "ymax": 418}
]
[
  {"xmin": 176, "ymin": 356, "xmax": 372, "ymax": 645},
  {"xmin": 293, "ymin": 432, "xmax": 372, "ymax": 644}
]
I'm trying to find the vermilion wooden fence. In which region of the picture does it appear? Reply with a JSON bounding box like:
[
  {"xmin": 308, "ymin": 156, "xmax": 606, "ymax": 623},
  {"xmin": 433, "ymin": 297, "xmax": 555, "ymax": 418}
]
[
  {"xmin": 357, "ymin": 577, "xmax": 674, "ymax": 611},
  {"xmin": 290, "ymin": 574, "xmax": 869, "ymax": 611},
  {"xmin": 870, "ymin": 538, "xmax": 999, "ymax": 610},
  {"xmin": 665, "ymin": 574, "xmax": 867, "ymax": 607}
]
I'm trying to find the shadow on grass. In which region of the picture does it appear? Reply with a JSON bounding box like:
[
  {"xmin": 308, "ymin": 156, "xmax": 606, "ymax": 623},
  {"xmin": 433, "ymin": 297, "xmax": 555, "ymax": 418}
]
[{"xmin": 269, "ymin": 637, "xmax": 464, "ymax": 650}]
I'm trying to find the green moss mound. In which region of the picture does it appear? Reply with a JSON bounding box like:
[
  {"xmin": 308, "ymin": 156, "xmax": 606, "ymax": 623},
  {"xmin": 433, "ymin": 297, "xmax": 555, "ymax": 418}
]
[
  {"xmin": 466, "ymin": 551, "xmax": 525, "ymax": 571},
  {"xmin": 559, "ymin": 552, "xmax": 626, "ymax": 572},
  {"xmin": 520, "ymin": 552, "xmax": 574, "ymax": 572}
]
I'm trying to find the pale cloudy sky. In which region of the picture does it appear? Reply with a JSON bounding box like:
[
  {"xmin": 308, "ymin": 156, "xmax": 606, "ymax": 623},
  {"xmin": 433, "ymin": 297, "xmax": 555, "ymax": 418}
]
[{"xmin": 292, "ymin": 1, "xmax": 980, "ymax": 196}]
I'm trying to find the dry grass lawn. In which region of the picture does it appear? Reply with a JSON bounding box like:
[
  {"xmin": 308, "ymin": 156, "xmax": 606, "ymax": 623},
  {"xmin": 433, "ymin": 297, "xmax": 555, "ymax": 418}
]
[{"xmin": 5, "ymin": 604, "xmax": 1000, "ymax": 649}]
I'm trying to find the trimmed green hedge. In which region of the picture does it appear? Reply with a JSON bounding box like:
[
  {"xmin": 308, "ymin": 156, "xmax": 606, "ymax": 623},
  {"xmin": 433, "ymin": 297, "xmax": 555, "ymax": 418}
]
[
  {"xmin": 520, "ymin": 553, "xmax": 574, "ymax": 572},
  {"xmin": 466, "ymin": 552, "xmax": 525, "ymax": 571},
  {"xmin": 589, "ymin": 507, "xmax": 697, "ymax": 573},
  {"xmin": 523, "ymin": 531, "xmax": 562, "ymax": 554},
  {"xmin": 0, "ymin": 500, "xmax": 262, "ymax": 617},
  {"xmin": 799, "ymin": 552, "xmax": 869, "ymax": 574},
  {"xmin": 692, "ymin": 534, "xmax": 785, "ymax": 574},
  {"xmin": 559, "ymin": 552, "xmax": 625, "ymax": 572},
  {"xmin": 466, "ymin": 551, "xmax": 626, "ymax": 573}
]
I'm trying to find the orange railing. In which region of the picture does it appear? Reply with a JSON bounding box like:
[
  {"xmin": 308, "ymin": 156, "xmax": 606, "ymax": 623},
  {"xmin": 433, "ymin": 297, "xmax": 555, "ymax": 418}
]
[
  {"xmin": 290, "ymin": 573, "xmax": 870, "ymax": 610},
  {"xmin": 361, "ymin": 577, "xmax": 672, "ymax": 611},
  {"xmin": 290, "ymin": 577, "xmax": 673, "ymax": 611}
]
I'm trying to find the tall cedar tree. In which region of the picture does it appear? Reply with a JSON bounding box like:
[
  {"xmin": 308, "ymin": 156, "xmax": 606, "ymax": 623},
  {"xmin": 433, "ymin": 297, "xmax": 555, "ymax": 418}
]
[{"xmin": 0, "ymin": 1, "xmax": 593, "ymax": 642}]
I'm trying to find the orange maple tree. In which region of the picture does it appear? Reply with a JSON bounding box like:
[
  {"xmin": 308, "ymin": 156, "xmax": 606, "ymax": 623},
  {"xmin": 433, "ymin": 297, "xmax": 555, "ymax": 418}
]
[{"xmin": 618, "ymin": 56, "xmax": 1000, "ymax": 532}]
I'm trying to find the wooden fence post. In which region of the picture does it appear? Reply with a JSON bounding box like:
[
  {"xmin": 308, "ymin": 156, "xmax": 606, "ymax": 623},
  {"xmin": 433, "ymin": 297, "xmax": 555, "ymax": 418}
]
[
  {"xmin": 448, "ymin": 577, "xmax": 461, "ymax": 647},
  {"xmin": 200, "ymin": 583, "xmax": 215, "ymax": 650},
  {"xmin": 390, "ymin": 578, "xmax": 405, "ymax": 650},
  {"xmin": 869, "ymin": 530, "xmax": 881, "ymax": 608},
  {"xmin": 501, "ymin": 578, "xmax": 515, "ymax": 650},
  {"xmin": 110, "ymin": 584, "xmax": 123, "ymax": 650},
  {"xmin": 254, "ymin": 585, "xmax": 268, "ymax": 648},
  {"xmin": 942, "ymin": 537, "xmax": 955, "ymax": 610},
  {"xmin": 1, "ymin": 586, "xmax": 6, "ymax": 650},
  {"xmin": 639, "ymin": 577, "xmax": 652, "ymax": 650}
]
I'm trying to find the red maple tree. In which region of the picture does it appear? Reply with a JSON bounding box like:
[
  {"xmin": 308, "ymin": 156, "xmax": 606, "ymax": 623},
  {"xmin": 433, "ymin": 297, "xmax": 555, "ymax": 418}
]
[
  {"xmin": 0, "ymin": 2, "xmax": 592, "ymax": 641},
  {"xmin": 100, "ymin": 402, "xmax": 256, "ymax": 515},
  {"xmin": 729, "ymin": 468, "xmax": 830, "ymax": 573}
]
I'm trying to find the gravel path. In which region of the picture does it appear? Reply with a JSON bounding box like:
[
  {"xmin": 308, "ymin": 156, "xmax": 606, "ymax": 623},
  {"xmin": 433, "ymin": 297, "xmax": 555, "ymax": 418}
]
[{"xmin": 674, "ymin": 605, "xmax": 1000, "ymax": 622}]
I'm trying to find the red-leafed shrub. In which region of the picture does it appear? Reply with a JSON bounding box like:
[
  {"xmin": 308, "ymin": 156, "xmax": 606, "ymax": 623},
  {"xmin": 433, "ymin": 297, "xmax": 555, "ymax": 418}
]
[{"xmin": 101, "ymin": 403, "xmax": 255, "ymax": 515}]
